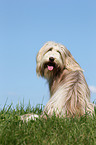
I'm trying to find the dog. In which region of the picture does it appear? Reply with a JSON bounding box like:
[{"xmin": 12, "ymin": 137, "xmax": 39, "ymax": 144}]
[
  {"xmin": 21, "ymin": 41, "xmax": 94, "ymax": 121},
  {"xmin": 36, "ymin": 41, "xmax": 94, "ymax": 117}
]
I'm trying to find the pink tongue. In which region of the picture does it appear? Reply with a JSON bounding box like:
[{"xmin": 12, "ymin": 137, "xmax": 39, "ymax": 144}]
[{"xmin": 48, "ymin": 66, "xmax": 53, "ymax": 71}]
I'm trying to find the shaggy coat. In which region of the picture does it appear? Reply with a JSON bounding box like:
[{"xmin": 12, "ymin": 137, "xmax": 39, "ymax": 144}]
[{"xmin": 36, "ymin": 41, "xmax": 94, "ymax": 117}]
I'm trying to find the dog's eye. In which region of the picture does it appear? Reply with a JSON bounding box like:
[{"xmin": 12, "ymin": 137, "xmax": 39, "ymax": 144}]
[
  {"xmin": 44, "ymin": 48, "xmax": 53, "ymax": 55},
  {"xmin": 48, "ymin": 48, "xmax": 53, "ymax": 51},
  {"xmin": 57, "ymin": 50, "xmax": 61, "ymax": 55}
]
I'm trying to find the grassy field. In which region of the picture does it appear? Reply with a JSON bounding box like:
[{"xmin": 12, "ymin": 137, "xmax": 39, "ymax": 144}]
[{"xmin": 0, "ymin": 103, "xmax": 96, "ymax": 145}]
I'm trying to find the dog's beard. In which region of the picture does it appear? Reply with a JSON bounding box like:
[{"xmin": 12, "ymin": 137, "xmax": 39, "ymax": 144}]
[{"xmin": 42, "ymin": 61, "xmax": 62, "ymax": 80}]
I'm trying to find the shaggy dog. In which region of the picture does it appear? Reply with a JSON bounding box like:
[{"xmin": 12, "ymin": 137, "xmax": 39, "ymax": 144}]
[
  {"xmin": 21, "ymin": 41, "xmax": 94, "ymax": 121},
  {"xmin": 36, "ymin": 41, "xmax": 94, "ymax": 117}
]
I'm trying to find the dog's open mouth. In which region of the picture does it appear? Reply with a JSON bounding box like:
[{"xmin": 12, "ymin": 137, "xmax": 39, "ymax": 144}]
[
  {"xmin": 48, "ymin": 65, "xmax": 53, "ymax": 71},
  {"xmin": 44, "ymin": 62, "xmax": 56, "ymax": 71}
]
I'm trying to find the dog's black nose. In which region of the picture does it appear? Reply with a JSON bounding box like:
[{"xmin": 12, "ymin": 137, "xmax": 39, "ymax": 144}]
[{"xmin": 49, "ymin": 57, "xmax": 54, "ymax": 62}]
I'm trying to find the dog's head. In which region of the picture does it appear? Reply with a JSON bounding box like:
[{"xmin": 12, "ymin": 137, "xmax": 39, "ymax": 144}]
[{"xmin": 36, "ymin": 41, "xmax": 82, "ymax": 80}]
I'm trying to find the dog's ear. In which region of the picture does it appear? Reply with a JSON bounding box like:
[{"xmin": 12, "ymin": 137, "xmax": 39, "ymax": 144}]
[
  {"xmin": 36, "ymin": 42, "xmax": 51, "ymax": 77},
  {"xmin": 65, "ymin": 49, "xmax": 83, "ymax": 71},
  {"xmin": 36, "ymin": 53, "xmax": 42, "ymax": 77},
  {"xmin": 36, "ymin": 50, "xmax": 45, "ymax": 77},
  {"xmin": 36, "ymin": 63, "xmax": 41, "ymax": 76}
]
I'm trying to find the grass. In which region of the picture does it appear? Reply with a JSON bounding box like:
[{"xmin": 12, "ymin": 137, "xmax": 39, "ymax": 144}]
[{"xmin": 0, "ymin": 103, "xmax": 96, "ymax": 145}]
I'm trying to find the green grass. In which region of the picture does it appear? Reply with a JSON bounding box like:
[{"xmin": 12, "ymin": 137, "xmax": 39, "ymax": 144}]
[{"xmin": 0, "ymin": 103, "xmax": 96, "ymax": 145}]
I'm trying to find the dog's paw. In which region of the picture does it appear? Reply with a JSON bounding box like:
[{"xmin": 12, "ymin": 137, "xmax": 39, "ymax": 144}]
[{"xmin": 20, "ymin": 113, "xmax": 39, "ymax": 122}]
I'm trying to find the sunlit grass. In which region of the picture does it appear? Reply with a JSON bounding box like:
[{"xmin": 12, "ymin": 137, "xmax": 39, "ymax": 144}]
[{"xmin": 0, "ymin": 103, "xmax": 96, "ymax": 144}]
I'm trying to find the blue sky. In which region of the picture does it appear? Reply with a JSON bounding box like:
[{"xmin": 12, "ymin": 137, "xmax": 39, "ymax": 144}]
[{"xmin": 0, "ymin": 0, "xmax": 96, "ymax": 109}]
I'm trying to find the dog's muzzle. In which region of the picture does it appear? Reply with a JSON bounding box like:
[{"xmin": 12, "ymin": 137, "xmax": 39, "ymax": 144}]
[{"xmin": 44, "ymin": 57, "xmax": 56, "ymax": 71}]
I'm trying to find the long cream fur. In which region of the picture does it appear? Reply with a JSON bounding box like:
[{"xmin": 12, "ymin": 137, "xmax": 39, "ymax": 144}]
[
  {"xmin": 36, "ymin": 41, "xmax": 94, "ymax": 117},
  {"xmin": 21, "ymin": 41, "xmax": 94, "ymax": 121}
]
